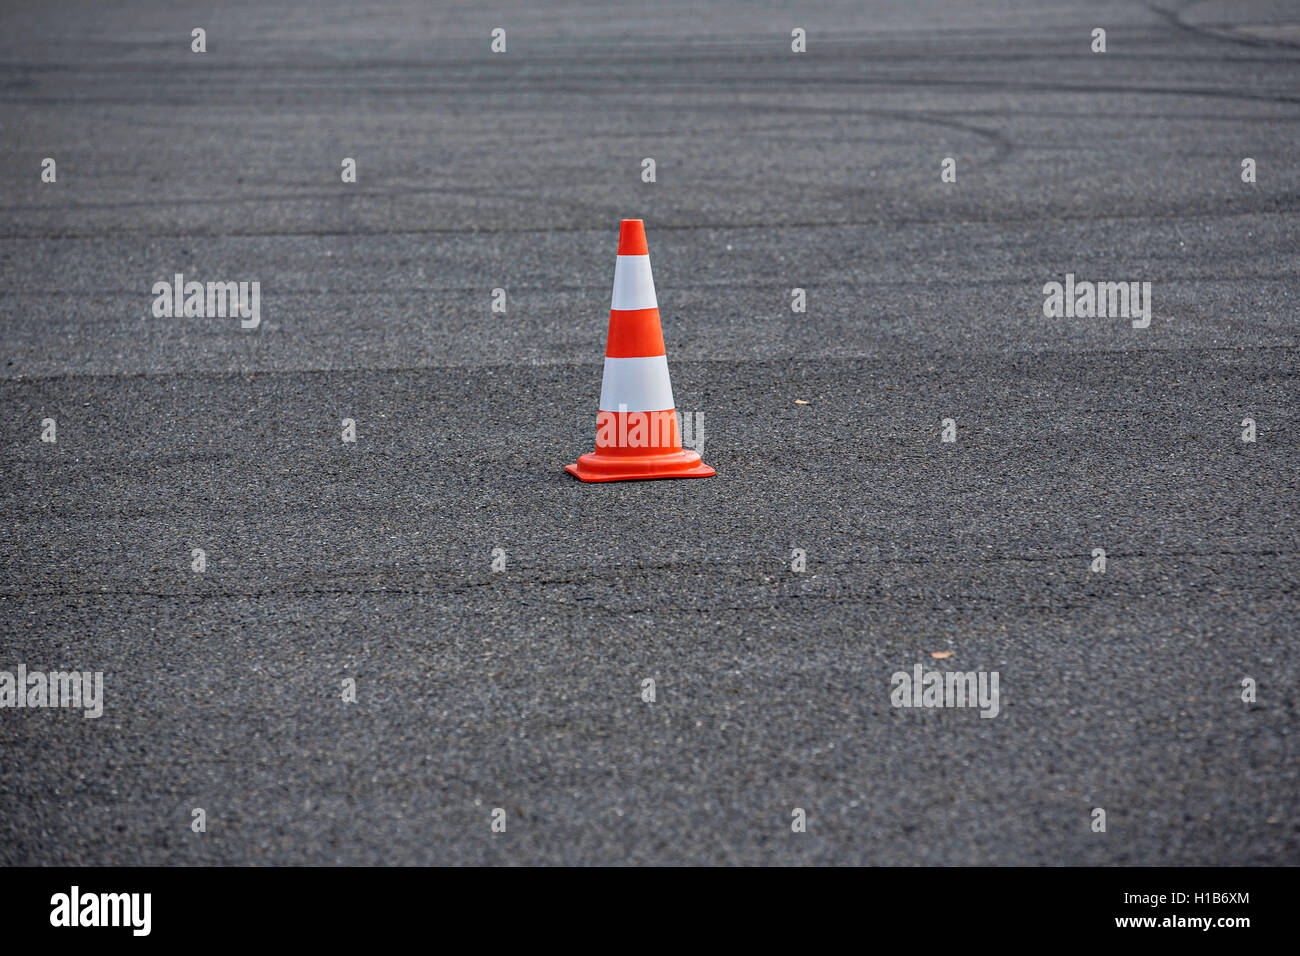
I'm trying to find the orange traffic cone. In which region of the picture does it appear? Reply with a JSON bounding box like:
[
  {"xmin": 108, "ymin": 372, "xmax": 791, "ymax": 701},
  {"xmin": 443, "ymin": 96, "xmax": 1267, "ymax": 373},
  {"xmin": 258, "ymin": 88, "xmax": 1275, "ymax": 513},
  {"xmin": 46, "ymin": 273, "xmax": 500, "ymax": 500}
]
[{"xmin": 566, "ymin": 220, "xmax": 715, "ymax": 482}]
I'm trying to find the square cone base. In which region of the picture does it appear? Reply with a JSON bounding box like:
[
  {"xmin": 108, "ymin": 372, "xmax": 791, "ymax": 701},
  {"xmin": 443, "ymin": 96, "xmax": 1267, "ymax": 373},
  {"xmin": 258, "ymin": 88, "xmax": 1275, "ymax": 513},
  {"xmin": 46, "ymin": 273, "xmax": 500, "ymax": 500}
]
[{"xmin": 565, "ymin": 448, "xmax": 715, "ymax": 483}]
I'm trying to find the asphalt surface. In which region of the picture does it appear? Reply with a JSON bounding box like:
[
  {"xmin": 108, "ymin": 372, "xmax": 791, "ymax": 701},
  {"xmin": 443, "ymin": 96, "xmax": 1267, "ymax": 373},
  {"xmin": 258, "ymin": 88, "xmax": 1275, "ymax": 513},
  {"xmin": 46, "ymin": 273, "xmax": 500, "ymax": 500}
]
[{"xmin": 1, "ymin": 0, "xmax": 1298, "ymax": 865}]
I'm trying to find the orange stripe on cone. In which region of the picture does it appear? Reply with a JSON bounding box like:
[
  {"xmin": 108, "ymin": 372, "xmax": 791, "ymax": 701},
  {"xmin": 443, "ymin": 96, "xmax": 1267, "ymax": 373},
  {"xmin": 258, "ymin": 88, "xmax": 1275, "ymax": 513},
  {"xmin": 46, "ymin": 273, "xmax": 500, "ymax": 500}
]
[
  {"xmin": 606, "ymin": 308, "xmax": 666, "ymax": 358},
  {"xmin": 595, "ymin": 409, "xmax": 682, "ymax": 456},
  {"xmin": 617, "ymin": 219, "xmax": 649, "ymax": 255}
]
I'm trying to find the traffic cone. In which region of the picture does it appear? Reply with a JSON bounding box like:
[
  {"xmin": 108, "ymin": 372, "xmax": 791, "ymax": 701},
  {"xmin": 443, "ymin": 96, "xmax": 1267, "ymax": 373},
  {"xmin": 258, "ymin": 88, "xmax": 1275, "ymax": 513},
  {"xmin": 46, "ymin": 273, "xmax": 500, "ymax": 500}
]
[{"xmin": 566, "ymin": 220, "xmax": 715, "ymax": 482}]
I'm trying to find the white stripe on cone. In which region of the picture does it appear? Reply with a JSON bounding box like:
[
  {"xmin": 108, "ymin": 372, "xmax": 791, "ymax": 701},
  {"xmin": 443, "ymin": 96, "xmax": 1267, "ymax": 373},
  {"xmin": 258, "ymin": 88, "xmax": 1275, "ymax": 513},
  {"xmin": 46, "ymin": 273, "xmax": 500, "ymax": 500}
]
[
  {"xmin": 610, "ymin": 254, "xmax": 657, "ymax": 311},
  {"xmin": 598, "ymin": 355, "xmax": 676, "ymax": 412}
]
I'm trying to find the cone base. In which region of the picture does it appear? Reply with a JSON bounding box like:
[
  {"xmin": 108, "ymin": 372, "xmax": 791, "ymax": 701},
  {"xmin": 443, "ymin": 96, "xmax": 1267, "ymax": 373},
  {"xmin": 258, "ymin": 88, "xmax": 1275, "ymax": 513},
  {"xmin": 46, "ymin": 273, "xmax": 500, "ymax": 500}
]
[{"xmin": 565, "ymin": 449, "xmax": 715, "ymax": 483}]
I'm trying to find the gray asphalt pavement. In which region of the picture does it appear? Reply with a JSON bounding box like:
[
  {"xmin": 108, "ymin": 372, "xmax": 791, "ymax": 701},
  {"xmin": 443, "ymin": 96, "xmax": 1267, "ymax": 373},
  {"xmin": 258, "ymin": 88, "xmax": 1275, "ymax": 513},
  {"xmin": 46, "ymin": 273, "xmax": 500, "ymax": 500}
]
[{"xmin": 1, "ymin": 0, "xmax": 1298, "ymax": 865}]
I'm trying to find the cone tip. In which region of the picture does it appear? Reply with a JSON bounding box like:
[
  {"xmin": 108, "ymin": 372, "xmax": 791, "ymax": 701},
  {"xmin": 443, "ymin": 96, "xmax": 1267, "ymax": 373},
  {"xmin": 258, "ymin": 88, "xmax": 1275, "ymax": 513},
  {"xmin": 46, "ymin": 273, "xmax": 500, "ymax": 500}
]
[{"xmin": 617, "ymin": 219, "xmax": 648, "ymax": 255}]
